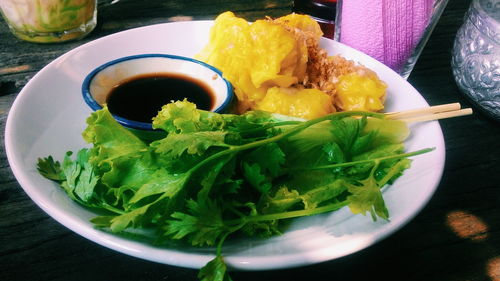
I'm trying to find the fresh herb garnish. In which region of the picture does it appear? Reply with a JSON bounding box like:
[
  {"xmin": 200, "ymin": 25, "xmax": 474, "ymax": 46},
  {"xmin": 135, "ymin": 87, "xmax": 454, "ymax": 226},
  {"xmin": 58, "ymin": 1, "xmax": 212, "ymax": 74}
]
[{"xmin": 37, "ymin": 100, "xmax": 432, "ymax": 280}]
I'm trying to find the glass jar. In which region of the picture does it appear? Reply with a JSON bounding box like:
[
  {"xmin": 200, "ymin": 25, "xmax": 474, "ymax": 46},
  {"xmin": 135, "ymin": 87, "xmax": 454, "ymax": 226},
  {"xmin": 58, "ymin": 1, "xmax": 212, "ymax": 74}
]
[{"xmin": 0, "ymin": 0, "xmax": 119, "ymax": 43}]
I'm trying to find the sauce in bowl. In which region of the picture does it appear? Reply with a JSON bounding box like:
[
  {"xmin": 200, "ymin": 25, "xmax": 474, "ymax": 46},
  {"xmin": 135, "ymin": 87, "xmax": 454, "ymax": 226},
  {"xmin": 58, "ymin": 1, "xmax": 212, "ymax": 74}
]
[
  {"xmin": 82, "ymin": 54, "xmax": 233, "ymax": 139},
  {"xmin": 106, "ymin": 73, "xmax": 215, "ymax": 123}
]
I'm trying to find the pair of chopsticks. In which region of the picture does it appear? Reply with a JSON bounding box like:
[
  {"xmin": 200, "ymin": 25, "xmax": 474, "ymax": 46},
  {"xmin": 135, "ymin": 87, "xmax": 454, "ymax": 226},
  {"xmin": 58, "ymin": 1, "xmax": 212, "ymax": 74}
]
[{"xmin": 385, "ymin": 103, "xmax": 473, "ymax": 123}]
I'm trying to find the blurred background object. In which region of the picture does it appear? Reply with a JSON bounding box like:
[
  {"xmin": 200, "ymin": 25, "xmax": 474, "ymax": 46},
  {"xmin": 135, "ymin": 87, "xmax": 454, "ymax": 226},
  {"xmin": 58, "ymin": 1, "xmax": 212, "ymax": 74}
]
[
  {"xmin": 452, "ymin": 0, "xmax": 500, "ymax": 122},
  {"xmin": 293, "ymin": 0, "xmax": 337, "ymax": 39},
  {"xmin": 0, "ymin": 0, "xmax": 119, "ymax": 43},
  {"xmin": 334, "ymin": 0, "xmax": 449, "ymax": 79}
]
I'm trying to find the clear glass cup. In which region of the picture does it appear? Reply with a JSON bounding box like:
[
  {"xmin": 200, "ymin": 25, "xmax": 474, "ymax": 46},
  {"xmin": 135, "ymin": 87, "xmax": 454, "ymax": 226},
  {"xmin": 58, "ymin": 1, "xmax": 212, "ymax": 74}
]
[
  {"xmin": 334, "ymin": 0, "xmax": 449, "ymax": 79},
  {"xmin": 0, "ymin": 0, "xmax": 119, "ymax": 43}
]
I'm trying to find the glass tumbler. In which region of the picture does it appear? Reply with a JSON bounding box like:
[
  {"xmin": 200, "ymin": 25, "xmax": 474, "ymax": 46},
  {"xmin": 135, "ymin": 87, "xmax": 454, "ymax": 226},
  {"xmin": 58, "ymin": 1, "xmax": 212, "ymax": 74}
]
[
  {"xmin": 0, "ymin": 0, "xmax": 119, "ymax": 43},
  {"xmin": 334, "ymin": 0, "xmax": 449, "ymax": 79}
]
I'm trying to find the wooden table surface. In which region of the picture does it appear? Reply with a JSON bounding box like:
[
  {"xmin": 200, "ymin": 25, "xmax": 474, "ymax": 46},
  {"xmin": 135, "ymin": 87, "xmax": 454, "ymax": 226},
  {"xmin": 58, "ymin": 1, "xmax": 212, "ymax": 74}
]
[{"xmin": 2, "ymin": 0, "xmax": 500, "ymax": 280}]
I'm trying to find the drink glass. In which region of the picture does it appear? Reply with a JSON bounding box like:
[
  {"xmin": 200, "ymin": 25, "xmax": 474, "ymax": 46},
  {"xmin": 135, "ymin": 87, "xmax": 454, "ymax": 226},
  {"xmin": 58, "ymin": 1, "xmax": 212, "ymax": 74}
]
[
  {"xmin": 334, "ymin": 0, "xmax": 449, "ymax": 79},
  {"xmin": 0, "ymin": 0, "xmax": 119, "ymax": 43}
]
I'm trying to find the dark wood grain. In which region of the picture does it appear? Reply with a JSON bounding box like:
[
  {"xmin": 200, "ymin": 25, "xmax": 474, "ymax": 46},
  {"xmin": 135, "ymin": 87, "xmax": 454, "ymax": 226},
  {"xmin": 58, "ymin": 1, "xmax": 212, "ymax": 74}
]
[{"xmin": 2, "ymin": 0, "xmax": 500, "ymax": 281}]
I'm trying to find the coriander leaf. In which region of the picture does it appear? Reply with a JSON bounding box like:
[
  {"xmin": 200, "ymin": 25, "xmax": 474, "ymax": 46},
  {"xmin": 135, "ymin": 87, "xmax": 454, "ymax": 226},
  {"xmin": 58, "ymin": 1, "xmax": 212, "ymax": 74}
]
[
  {"xmin": 164, "ymin": 199, "xmax": 227, "ymax": 246},
  {"xmin": 242, "ymin": 162, "xmax": 272, "ymax": 194},
  {"xmin": 210, "ymin": 157, "xmax": 243, "ymax": 196},
  {"xmin": 152, "ymin": 131, "xmax": 229, "ymax": 158},
  {"xmin": 153, "ymin": 100, "xmax": 286, "ymax": 145},
  {"xmin": 346, "ymin": 174, "xmax": 388, "ymax": 221},
  {"xmin": 198, "ymin": 255, "xmax": 233, "ymax": 281},
  {"xmin": 233, "ymin": 110, "xmax": 281, "ymax": 128},
  {"xmin": 226, "ymin": 110, "xmax": 285, "ymax": 137},
  {"xmin": 259, "ymin": 186, "xmax": 301, "ymax": 214},
  {"xmin": 37, "ymin": 156, "xmax": 65, "ymax": 181},
  {"xmin": 239, "ymin": 202, "xmax": 281, "ymax": 238},
  {"xmin": 242, "ymin": 143, "xmax": 285, "ymax": 177},
  {"xmin": 73, "ymin": 149, "xmax": 99, "ymax": 202},
  {"xmin": 62, "ymin": 151, "xmax": 81, "ymax": 196},
  {"xmin": 60, "ymin": 150, "xmax": 99, "ymax": 203},
  {"xmin": 263, "ymin": 173, "xmax": 347, "ymax": 212},
  {"xmin": 241, "ymin": 218, "xmax": 281, "ymax": 238},
  {"xmin": 351, "ymin": 144, "xmax": 406, "ymax": 179},
  {"xmin": 197, "ymin": 155, "xmax": 235, "ymax": 201},
  {"xmin": 377, "ymin": 158, "xmax": 412, "ymax": 186},
  {"xmin": 109, "ymin": 203, "xmax": 151, "ymax": 232},
  {"xmin": 299, "ymin": 179, "xmax": 347, "ymax": 210},
  {"xmin": 127, "ymin": 169, "xmax": 188, "ymax": 205},
  {"xmin": 218, "ymin": 179, "xmax": 244, "ymax": 195},
  {"xmin": 322, "ymin": 142, "xmax": 345, "ymax": 164},
  {"xmin": 90, "ymin": 215, "xmax": 114, "ymax": 227}
]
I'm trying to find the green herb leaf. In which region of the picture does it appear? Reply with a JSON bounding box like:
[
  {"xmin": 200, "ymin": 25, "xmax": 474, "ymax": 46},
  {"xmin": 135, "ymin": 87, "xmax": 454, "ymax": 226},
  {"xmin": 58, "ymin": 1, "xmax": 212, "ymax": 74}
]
[
  {"xmin": 37, "ymin": 156, "xmax": 64, "ymax": 181},
  {"xmin": 152, "ymin": 100, "xmax": 227, "ymax": 133},
  {"xmin": 152, "ymin": 131, "xmax": 229, "ymax": 157},
  {"xmin": 59, "ymin": 149, "xmax": 99, "ymax": 203},
  {"xmin": 242, "ymin": 162, "xmax": 272, "ymax": 194},
  {"xmin": 346, "ymin": 176, "xmax": 389, "ymax": 221},
  {"xmin": 198, "ymin": 255, "xmax": 233, "ymax": 281},
  {"xmin": 109, "ymin": 203, "xmax": 151, "ymax": 232},
  {"xmin": 243, "ymin": 143, "xmax": 285, "ymax": 177},
  {"xmin": 164, "ymin": 199, "xmax": 227, "ymax": 246}
]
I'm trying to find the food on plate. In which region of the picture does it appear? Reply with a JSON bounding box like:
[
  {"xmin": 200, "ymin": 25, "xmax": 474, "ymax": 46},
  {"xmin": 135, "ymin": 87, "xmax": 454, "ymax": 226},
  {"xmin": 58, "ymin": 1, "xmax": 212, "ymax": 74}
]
[
  {"xmin": 34, "ymin": 11, "xmax": 430, "ymax": 281},
  {"xmin": 38, "ymin": 100, "xmax": 432, "ymax": 280},
  {"xmin": 336, "ymin": 72, "xmax": 386, "ymax": 111},
  {"xmin": 257, "ymin": 86, "xmax": 334, "ymax": 119},
  {"xmin": 196, "ymin": 11, "xmax": 387, "ymax": 119}
]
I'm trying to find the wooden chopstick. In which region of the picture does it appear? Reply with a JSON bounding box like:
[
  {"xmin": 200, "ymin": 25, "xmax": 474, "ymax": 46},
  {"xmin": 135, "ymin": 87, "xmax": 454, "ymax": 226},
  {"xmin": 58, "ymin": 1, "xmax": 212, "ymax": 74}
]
[{"xmin": 385, "ymin": 103, "xmax": 473, "ymax": 123}]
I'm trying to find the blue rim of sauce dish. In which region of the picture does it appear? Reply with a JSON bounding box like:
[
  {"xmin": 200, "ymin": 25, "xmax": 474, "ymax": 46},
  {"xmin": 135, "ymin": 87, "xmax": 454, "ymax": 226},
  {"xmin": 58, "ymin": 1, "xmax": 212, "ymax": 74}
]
[{"xmin": 81, "ymin": 53, "xmax": 234, "ymax": 131}]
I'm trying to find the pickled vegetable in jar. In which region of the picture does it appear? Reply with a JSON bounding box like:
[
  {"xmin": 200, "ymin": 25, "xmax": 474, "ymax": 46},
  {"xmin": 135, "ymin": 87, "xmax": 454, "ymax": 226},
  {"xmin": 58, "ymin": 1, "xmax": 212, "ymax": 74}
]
[{"xmin": 0, "ymin": 0, "xmax": 96, "ymax": 43}]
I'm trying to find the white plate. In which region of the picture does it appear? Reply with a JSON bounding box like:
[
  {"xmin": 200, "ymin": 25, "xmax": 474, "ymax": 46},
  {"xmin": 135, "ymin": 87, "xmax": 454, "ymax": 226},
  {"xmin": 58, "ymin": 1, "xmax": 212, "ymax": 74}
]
[{"xmin": 5, "ymin": 21, "xmax": 445, "ymax": 270}]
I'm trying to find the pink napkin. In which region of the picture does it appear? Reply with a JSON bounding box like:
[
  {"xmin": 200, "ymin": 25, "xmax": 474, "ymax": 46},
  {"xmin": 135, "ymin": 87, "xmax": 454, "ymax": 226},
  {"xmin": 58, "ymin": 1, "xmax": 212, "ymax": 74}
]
[{"xmin": 339, "ymin": 0, "xmax": 434, "ymax": 72}]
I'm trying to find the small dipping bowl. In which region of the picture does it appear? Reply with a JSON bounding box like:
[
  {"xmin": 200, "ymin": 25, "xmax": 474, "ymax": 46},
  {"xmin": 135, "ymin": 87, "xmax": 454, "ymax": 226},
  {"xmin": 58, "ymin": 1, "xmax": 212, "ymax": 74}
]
[{"xmin": 82, "ymin": 54, "xmax": 233, "ymax": 140}]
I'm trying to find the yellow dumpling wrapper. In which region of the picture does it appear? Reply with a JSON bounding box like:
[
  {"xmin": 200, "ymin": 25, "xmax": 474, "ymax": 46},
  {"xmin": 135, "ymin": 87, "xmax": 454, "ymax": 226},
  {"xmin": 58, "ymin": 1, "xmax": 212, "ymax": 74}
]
[
  {"xmin": 256, "ymin": 86, "xmax": 335, "ymax": 120},
  {"xmin": 335, "ymin": 73, "xmax": 387, "ymax": 112},
  {"xmin": 271, "ymin": 13, "xmax": 322, "ymax": 80},
  {"xmin": 195, "ymin": 11, "xmax": 316, "ymax": 113},
  {"xmin": 273, "ymin": 13, "xmax": 323, "ymax": 40}
]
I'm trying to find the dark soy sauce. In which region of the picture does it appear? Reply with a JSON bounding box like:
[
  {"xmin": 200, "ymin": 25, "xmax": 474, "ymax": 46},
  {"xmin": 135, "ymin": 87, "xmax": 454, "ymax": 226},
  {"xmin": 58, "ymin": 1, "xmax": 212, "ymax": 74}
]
[{"xmin": 106, "ymin": 73, "xmax": 215, "ymax": 123}]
